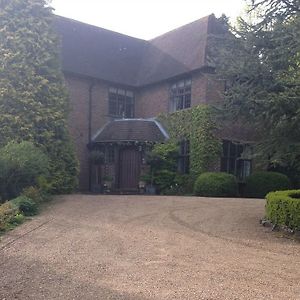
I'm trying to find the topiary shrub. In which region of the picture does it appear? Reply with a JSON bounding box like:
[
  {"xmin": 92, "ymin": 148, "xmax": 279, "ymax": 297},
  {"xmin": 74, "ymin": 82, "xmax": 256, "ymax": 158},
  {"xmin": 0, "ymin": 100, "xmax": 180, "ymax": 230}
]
[
  {"xmin": 244, "ymin": 171, "xmax": 291, "ymax": 198},
  {"xmin": 12, "ymin": 196, "xmax": 38, "ymax": 216},
  {"xmin": 194, "ymin": 172, "xmax": 238, "ymax": 197},
  {"xmin": 266, "ymin": 190, "xmax": 300, "ymax": 230}
]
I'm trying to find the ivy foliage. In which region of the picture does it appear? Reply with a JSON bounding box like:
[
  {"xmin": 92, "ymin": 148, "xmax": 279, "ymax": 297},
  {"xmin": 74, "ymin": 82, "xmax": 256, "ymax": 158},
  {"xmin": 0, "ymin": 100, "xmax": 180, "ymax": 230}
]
[
  {"xmin": 0, "ymin": 0, "xmax": 78, "ymax": 192},
  {"xmin": 157, "ymin": 105, "xmax": 221, "ymax": 178}
]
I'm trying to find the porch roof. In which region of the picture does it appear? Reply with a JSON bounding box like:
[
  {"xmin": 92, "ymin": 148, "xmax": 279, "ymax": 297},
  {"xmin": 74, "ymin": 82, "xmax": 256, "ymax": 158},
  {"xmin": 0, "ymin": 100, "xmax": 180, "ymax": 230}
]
[{"xmin": 92, "ymin": 119, "xmax": 169, "ymax": 143}]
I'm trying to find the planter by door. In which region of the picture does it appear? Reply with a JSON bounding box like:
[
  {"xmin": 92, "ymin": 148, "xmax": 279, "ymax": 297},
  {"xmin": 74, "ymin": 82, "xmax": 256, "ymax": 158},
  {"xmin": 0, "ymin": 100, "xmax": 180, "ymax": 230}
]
[{"xmin": 119, "ymin": 147, "xmax": 141, "ymax": 191}]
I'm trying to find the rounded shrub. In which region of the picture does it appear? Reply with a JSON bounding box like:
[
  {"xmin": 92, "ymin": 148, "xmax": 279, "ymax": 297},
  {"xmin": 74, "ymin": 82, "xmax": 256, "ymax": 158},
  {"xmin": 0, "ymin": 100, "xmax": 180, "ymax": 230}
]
[
  {"xmin": 12, "ymin": 196, "xmax": 38, "ymax": 216},
  {"xmin": 194, "ymin": 172, "xmax": 238, "ymax": 197},
  {"xmin": 0, "ymin": 141, "xmax": 49, "ymax": 200},
  {"xmin": 266, "ymin": 190, "xmax": 300, "ymax": 230},
  {"xmin": 244, "ymin": 171, "xmax": 291, "ymax": 198}
]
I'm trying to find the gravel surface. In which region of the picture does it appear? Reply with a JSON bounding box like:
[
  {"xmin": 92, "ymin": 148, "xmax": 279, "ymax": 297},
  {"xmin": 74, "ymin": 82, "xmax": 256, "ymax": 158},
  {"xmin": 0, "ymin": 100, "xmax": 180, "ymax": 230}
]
[{"xmin": 0, "ymin": 195, "xmax": 299, "ymax": 300}]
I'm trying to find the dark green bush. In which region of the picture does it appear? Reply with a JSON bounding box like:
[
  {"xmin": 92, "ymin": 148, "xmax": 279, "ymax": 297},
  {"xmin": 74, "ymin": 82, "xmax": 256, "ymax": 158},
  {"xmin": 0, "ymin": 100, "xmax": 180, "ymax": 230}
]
[
  {"xmin": 194, "ymin": 172, "xmax": 238, "ymax": 197},
  {"xmin": 12, "ymin": 196, "xmax": 38, "ymax": 216},
  {"xmin": 0, "ymin": 141, "xmax": 49, "ymax": 201},
  {"xmin": 154, "ymin": 170, "xmax": 177, "ymax": 193},
  {"xmin": 162, "ymin": 174, "xmax": 194, "ymax": 195},
  {"xmin": 266, "ymin": 190, "xmax": 300, "ymax": 230},
  {"xmin": 245, "ymin": 171, "xmax": 291, "ymax": 198},
  {"xmin": 9, "ymin": 213, "xmax": 25, "ymax": 226}
]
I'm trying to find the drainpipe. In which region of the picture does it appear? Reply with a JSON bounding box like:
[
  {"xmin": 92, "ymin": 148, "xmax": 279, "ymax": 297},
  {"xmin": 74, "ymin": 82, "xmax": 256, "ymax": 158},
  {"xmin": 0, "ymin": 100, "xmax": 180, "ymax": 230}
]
[{"xmin": 88, "ymin": 80, "xmax": 96, "ymax": 192}]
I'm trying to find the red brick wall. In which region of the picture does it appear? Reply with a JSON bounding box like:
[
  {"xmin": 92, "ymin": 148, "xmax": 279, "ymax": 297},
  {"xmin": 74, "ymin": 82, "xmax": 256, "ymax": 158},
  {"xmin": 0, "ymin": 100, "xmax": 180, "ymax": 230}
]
[
  {"xmin": 205, "ymin": 75, "xmax": 225, "ymax": 106},
  {"xmin": 135, "ymin": 82, "xmax": 169, "ymax": 118},
  {"xmin": 65, "ymin": 71, "xmax": 231, "ymax": 190},
  {"xmin": 65, "ymin": 74, "xmax": 110, "ymax": 190},
  {"xmin": 191, "ymin": 72, "xmax": 209, "ymax": 106},
  {"xmin": 135, "ymin": 71, "xmax": 211, "ymax": 118},
  {"xmin": 90, "ymin": 81, "xmax": 110, "ymax": 137}
]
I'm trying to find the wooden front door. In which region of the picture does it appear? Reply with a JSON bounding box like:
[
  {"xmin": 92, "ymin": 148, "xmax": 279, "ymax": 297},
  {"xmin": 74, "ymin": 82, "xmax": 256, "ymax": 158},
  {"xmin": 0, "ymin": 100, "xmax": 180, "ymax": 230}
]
[{"xmin": 119, "ymin": 147, "xmax": 141, "ymax": 191}]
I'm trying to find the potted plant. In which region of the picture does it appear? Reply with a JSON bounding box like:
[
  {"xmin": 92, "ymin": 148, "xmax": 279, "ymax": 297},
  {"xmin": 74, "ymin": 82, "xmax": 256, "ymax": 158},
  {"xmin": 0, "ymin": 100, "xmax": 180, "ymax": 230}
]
[{"xmin": 102, "ymin": 175, "xmax": 113, "ymax": 193}]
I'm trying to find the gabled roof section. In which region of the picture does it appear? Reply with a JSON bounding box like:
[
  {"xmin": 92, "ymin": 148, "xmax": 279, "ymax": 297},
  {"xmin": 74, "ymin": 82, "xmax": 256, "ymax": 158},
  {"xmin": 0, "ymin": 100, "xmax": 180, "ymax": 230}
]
[
  {"xmin": 92, "ymin": 119, "xmax": 169, "ymax": 143},
  {"xmin": 137, "ymin": 16, "xmax": 211, "ymax": 85},
  {"xmin": 54, "ymin": 14, "xmax": 220, "ymax": 86},
  {"xmin": 54, "ymin": 16, "xmax": 147, "ymax": 86}
]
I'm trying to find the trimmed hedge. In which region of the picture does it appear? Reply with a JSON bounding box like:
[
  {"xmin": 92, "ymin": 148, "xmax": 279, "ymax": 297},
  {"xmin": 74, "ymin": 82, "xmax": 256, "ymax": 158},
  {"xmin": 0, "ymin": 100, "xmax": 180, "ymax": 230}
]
[
  {"xmin": 266, "ymin": 190, "xmax": 300, "ymax": 230},
  {"xmin": 245, "ymin": 171, "xmax": 291, "ymax": 198},
  {"xmin": 194, "ymin": 172, "xmax": 238, "ymax": 197}
]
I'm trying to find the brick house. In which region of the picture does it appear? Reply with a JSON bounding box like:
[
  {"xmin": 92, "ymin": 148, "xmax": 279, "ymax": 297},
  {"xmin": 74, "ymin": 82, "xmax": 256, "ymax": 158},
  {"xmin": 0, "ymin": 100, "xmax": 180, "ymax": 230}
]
[{"xmin": 54, "ymin": 14, "xmax": 254, "ymax": 193}]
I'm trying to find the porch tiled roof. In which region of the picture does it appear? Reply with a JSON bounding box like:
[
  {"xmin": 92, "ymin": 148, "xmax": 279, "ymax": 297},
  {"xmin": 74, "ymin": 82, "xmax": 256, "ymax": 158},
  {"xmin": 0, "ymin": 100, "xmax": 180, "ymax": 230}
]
[{"xmin": 92, "ymin": 119, "xmax": 169, "ymax": 143}]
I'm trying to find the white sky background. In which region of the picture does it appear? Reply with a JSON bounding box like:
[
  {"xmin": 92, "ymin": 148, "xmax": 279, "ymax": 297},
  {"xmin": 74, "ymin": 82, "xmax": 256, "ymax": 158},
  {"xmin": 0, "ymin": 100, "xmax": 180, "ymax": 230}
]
[{"xmin": 50, "ymin": 0, "xmax": 248, "ymax": 39}]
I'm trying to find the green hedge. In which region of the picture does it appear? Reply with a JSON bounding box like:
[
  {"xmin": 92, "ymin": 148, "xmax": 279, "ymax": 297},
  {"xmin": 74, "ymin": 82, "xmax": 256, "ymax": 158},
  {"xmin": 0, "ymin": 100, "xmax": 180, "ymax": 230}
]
[
  {"xmin": 266, "ymin": 190, "xmax": 300, "ymax": 230},
  {"xmin": 245, "ymin": 171, "xmax": 291, "ymax": 198},
  {"xmin": 194, "ymin": 172, "xmax": 238, "ymax": 197}
]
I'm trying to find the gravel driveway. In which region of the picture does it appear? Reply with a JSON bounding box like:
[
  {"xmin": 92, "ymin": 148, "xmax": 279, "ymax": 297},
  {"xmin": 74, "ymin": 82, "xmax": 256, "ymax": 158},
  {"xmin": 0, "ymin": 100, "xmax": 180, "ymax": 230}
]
[{"xmin": 0, "ymin": 195, "xmax": 299, "ymax": 300}]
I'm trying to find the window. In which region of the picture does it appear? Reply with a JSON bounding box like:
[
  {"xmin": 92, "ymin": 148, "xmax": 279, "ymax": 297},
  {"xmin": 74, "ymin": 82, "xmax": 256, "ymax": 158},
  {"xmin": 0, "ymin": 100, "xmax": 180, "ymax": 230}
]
[
  {"xmin": 221, "ymin": 140, "xmax": 252, "ymax": 181},
  {"xmin": 109, "ymin": 87, "xmax": 134, "ymax": 118},
  {"xmin": 178, "ymin": 140, "xmax": 190, "ymax": 174},
  {"xmin": 105, "ymin": 146, "xmax": 115, "ymax": 164},
  {"xmin": 170, "ymin": 79, "xmax": 192, "ymax": 111}
]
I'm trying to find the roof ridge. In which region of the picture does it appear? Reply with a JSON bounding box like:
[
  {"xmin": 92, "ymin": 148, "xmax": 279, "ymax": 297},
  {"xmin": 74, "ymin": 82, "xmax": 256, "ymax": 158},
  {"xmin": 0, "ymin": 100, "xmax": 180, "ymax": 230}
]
[
  {"xmin": 149, "ymin": 14, "xmax": 213, "ymax": 42},
  {"xmin": 54, "ymin": 15, "xmax": 147, "ymax": 42}
]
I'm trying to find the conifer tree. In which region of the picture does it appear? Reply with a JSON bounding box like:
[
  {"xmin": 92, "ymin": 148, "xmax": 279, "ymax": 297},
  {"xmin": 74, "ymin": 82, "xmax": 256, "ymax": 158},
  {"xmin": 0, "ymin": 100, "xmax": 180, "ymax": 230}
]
[{"xmin": 212, "ymin": 0, "xmax": 300, "ymax": 184}]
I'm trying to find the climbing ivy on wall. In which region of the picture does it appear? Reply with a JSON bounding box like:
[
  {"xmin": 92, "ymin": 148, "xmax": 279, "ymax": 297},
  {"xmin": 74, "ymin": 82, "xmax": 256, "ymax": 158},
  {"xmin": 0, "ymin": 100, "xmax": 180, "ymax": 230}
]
[{"xmin": 157, "ymin": 105, "xmax": 221, "ymax": 178}]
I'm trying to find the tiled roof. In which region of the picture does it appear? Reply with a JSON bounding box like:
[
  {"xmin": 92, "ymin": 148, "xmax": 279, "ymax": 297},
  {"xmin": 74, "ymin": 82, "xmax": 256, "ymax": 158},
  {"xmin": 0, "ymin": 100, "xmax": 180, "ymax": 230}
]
[
  {"xmin": 54, "ymin": 14, "xmax": 222, "ymax": 86},
  {"xmin": 92, "ymin": 119, "xmax": 169, "ymax": 143},
  {"xmin": 54, "ymin": 16, "xmax": 147, "ymax": 86}
]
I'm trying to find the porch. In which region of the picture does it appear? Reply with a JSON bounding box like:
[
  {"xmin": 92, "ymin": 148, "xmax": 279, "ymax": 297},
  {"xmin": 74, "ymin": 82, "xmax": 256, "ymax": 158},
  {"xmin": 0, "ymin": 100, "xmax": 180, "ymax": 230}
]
[{"xmin": 89, "ymin": 118, "xmax": 169, "ymax": 193}]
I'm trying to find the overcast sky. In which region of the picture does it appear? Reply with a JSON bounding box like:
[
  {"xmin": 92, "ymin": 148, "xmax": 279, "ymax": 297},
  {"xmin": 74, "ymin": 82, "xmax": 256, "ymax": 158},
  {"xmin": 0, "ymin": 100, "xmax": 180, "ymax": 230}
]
[{"xmin": 50, "ymin": 0, "xmax": 247, "ymax": 39}]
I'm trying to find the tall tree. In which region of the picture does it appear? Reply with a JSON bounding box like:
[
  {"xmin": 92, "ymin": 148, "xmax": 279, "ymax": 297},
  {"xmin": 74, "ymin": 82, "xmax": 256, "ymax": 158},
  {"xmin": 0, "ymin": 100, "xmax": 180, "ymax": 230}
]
[
  {"xmin": 0, "ymin": 0, "xmax": 78, "ymax": 192},
  {"xmin": 212, "ymin": 0, "xmax": 300, "ymax": 185}
]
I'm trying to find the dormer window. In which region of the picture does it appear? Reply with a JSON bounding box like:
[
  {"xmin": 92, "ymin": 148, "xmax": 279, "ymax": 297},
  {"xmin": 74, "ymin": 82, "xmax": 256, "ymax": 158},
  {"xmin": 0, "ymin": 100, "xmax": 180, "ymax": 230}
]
[
  {"xmin": 170, "ymin": 79, "xmax": 192, "ymax": 112},
  {"xmin": 108, "ymin": 87, "xmax": 134, "ymax": 118}
]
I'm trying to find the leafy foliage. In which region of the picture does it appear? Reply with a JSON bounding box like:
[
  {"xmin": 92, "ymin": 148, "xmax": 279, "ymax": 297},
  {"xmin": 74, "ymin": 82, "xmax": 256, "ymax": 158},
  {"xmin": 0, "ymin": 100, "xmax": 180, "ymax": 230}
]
[
  {"xmin": 194, "ymin": 172, "xmax": 238, "ymax": 197},
  {"xmin": 0, "ymin": 141, "xmax": 49, "ymax": 201},
  {"xmin": 245, "ymin": 171, "xmax": 291, "ymax": 198},
  {"xmin": 22, "ymin": 186, "xmax": 45, "ymax": 204},
  {"xmin": 158, "ymin": 105, "xmax": 221, "ymax": 177},
  {"xmin": 11, "ymin": 196, "xmax": 38, "ymax": 216},
  {"xmin": 0, "ymin": 0, "xmax": 78, "ymax": 193},
  {"xmin": 266, "ymin": 189, "xmax": 300, "ymax": 230},
  {"xmin": 0, "ymin": 201, "xmax": 19, "ymax": 232},
  {"xmin": 144, "ymin": 142, "xmax": 179, "ymax": 193},
  {"xmin": 212, "ymin": 1, "xmax": 300, "ymax": 177}
]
